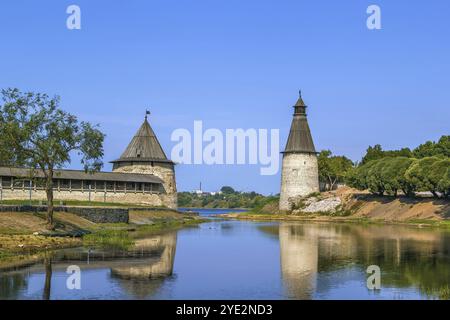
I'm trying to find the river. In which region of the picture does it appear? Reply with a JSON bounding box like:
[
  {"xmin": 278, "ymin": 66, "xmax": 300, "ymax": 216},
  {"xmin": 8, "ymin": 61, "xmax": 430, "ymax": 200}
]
[{"xmin": 0, "ymin": 208, "xmax": 449, "ymax": 300}]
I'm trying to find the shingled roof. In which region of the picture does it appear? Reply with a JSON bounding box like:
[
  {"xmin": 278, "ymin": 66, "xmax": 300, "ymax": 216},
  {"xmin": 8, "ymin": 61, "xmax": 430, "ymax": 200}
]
[
  {"xmin": 0, "ymin": 167, "xmax": 163, "ymax": 184},
  {"xmin": 283, "ymin": 93, "xmax": 316, "ymax": 154},
  {"xmin": 111, "ymin": 117, "xmax": 173, "ymax": 164}
]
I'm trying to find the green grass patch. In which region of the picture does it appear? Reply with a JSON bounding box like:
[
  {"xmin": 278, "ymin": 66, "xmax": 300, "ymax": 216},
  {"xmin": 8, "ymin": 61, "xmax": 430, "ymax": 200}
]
[
  {"xmin": 0, "ymin": 251, "xmax": 13, "ymax": 260},
  {"xmin": 83, "ymin": 230, "xmax": 134, "ymax": 250},
  {"xmin": 405, "ymin": 219, "xmax": 450, "ymax": 228},
  {"xmin": 133, "ymin": 218, "xmax": 207, "ymax": 236}
]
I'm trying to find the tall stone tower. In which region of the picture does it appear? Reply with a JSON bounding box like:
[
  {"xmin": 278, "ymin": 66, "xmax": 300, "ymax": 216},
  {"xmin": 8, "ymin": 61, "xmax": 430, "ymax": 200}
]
[
  {"xmin": 279, "ymin": 92, "xmax": 319, "ymax": 211},
  {"xmin": 111, "ymin": 113, "xmax": 177, "ymax": 209}
]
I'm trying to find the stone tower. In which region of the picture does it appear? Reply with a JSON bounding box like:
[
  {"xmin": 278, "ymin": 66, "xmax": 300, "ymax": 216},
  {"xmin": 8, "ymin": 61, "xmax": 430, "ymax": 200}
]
[
  {"xmin": 111, "ymin": 113, "xmax": 177, "ymax": 209},
  {"xmin": 279, "ymin": 92, "xmax": 319, "ymax": 211}
]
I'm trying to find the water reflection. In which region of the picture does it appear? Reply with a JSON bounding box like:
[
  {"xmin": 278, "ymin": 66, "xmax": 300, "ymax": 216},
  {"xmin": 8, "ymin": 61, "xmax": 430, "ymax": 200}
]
[
  {"xmin": 1, "ymin": 219, "xmax": 449, "ymax": 300},
  {"xmin": 110, "ymin": 232, "xmax": 177, "ymax": 298},
  {"xmin": 277, "ymin": 222, "xmax": 450, "ymax": 299},
  {"xmin": 0, "ymin": 232, "xmax": 177, "ymax": 300}
]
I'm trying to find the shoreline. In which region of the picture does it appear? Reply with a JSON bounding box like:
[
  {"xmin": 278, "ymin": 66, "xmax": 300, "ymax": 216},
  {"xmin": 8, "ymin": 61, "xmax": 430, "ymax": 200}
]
[
  {"xmin": 222, "ymin": 212, "xmax": 450, "ymax": 229},
  {"xmin": 0, "ymin": 209, "xmax": 206, "ymax": 267}
]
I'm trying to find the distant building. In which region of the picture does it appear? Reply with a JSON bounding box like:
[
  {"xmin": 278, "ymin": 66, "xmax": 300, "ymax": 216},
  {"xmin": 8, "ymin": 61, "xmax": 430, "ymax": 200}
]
[
  {"xmin": 0, "ymin": 114, "xmax": 177, "ymax": 209},
  {"xmin": 279, "ymin": 92, "xmax": 319, "ymax": 211}
]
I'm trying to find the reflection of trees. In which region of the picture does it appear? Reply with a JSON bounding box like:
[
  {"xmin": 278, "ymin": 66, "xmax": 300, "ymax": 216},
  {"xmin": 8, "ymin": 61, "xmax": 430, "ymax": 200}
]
[
  {"xmin": 42, "ymin": 255, "xmax": 52, "ymax": 300},
  {"xmin": 277, "ymin": 222, "xmax": 450, "ymax": 299},
  {"xmin": 0, "ymin": 272, "xmax": 28, "ymax": 300},
  {"xmin": 0, "ymin": 231, "xmax": 178, "ymax": 300}
]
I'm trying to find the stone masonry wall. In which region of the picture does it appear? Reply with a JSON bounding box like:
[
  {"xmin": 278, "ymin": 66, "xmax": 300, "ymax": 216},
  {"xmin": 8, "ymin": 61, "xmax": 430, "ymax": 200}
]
[
  {"xmin": 0, "ymin": 205, "xmax": 128, "ymax": 223},
  {"xmin": 0, "ymin": 188, "xmax": 168, "ymax": 207},
  {"xmin": 279, "ymin": 153, "xmax": 319, "ymax": 211},
  {"xmin": 112, "ymin": 162, "xmax": 177, "ymax": 209}
]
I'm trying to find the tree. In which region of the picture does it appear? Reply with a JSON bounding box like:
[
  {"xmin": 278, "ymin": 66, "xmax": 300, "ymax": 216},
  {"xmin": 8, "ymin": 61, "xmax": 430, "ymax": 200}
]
[
  {"xmin": 405, "ymin": 157, "xmax": 440, "ymax": 197},
  {"xmin": 381, "ymin": 157, "xmax": 417, "ymax": 197},
  {"xmin": 429, "ymin": 159, "xmax": 450, "ymax": 198},
  {"xmin": 318, "ymin": 150, "xmax": 353, "ymax": 191},
  {"xmin": 0, "ymin": 88, "xmax": 105, "ymax": 229},
  {"xmin": 413, "ymin": 135, "xmax": 450, "ymax": 158},
  {"xmin": 346, "ymin": 160, "xmax": 378, "ymax": 191},
  {"xmin": 361, "ymin": 145, "xmax": 384, "ymax": 165},
  {"xmin": 361, "ymin": 144, "xmax": 412, "ymax": 165},
  {"xmin": 366, "ymin": 158, "xmax": 390, "ymax": 196},
  {"xmin": 220, "ymin": 186, "xmax": 235, "ymax": 194}
]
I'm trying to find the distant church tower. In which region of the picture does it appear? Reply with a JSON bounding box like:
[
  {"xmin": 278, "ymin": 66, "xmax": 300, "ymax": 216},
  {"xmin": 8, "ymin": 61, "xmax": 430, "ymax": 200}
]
[
  {"xmin": 279, "ymin": 92, "xmax": 319, "ymax": 211},
  {"xmin": 111, "ymin": 112, "xmax": 177, "ymax": 209}
]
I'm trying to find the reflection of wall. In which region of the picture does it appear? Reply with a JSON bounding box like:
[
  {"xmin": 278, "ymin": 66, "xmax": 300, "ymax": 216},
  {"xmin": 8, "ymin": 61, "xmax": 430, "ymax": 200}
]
[
  {"xmin": 109, "ymin": 232, "xmax": 178, "ymax": 299},
  {"xmin": 278, "ymin": 221, "xmax": 450, "ymax": 299},
  {"xmin": 112, "ymin": 232, "xmax": 177, "ymax": 279},
  {"xmin": 279, "ymin": 223, "xmax": 318, "ymax": 299}
]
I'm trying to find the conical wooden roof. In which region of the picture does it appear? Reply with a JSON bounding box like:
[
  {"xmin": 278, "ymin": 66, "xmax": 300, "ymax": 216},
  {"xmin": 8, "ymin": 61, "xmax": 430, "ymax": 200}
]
[
  {"xmin": 111, "ymin": 117, "xmax": 173, "ymax": 164},
  {"xmin": 283, "ymin": 94, "xmax": 316, "ymax": 154}
]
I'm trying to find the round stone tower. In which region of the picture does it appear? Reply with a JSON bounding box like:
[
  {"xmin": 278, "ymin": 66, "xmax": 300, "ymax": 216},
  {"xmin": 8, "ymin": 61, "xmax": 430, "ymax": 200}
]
[
  {"xmin": 111, "ymin": 112, "xmax": 177, "ymax": 209},
  {"xmin": 279, "ymin": 92, "xmax": 319, "ymax": 211}
]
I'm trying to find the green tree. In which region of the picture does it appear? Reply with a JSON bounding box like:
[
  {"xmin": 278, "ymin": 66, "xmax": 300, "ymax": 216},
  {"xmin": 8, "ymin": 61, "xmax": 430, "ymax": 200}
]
[
  {"xmin": 405, "ymin": 157, "xmax": 440, "ymax": 197},
  {"xmin": 346, "ymin": 160, "xmax": 378, "ymax": 191},
  {"xmin": 361, "ymin": 145, "xmax": 412, "ymax": 165},
  {"xmin": 0, "ymin": 88, "xmax": 105, "ymax": 229},
  {"xmin": 361, "ymin": 145, "xmax": 384, "ymax": 165},
  {"xmin": 318, "ymin": 150, "xmax": 353, "ymax": 191},
  {"xmin": 366, "ymin": 158, "xmax": 390, "ymax": 196},
  {"xmin": 413, "ymin": 136, "xmax": 450, "ymax": 158},
  {"xmin": 429, "ymin": 159, "xmax": 450, "ymax": 198},
  {"xmin": 380, "ymin": 157, "xmax": 417, "ymax": 197},
  {"xmin": 220, "ymin": 186, "xmax": 235, "ymax": 194}
]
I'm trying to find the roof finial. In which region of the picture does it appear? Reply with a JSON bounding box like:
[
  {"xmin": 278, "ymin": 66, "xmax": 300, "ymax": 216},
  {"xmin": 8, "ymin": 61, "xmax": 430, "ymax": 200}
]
[
  {"xmin": 145, "ymin": 109, "xmax": 151, "ymax": 120},
  {"xmin": 299, "ymin": 89, "xmax": 302, "ymax": 98}
]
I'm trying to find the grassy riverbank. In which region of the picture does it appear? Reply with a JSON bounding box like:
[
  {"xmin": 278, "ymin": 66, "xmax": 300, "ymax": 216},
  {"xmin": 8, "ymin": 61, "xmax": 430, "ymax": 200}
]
[
  {"xmin": 0, "ymin": 208, "xmax": 206, "ymax": 265},
  {"xmin": 225, "ymin": 187, "xmax": 450, "ymax": 228},
  {"xmin": 225, "ymin": 211, "xmax": 450, "ymax": 228}
]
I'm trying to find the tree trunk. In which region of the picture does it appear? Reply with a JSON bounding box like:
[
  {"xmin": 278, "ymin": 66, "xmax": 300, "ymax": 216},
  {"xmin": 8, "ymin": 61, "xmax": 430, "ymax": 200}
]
[
  {"xmin": 45, "ymin": 171, "xmax": 55, "ymax": 230},
  {"xmin": 328, "ymin": 176, "xmax": 334, "ymax": 191}
]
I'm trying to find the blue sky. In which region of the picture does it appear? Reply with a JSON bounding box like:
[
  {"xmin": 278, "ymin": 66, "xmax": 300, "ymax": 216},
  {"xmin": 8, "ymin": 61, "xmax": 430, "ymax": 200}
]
[{"xmin": 0, "ymin": 0, "xmax": 449, "ymax": 194}]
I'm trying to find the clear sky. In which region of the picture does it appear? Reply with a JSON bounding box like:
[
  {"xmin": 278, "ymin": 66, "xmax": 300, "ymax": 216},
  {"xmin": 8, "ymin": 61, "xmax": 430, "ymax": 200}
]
[{"xmin": 0, "ymin": 0, "xmax": 449, "ymax": 194}]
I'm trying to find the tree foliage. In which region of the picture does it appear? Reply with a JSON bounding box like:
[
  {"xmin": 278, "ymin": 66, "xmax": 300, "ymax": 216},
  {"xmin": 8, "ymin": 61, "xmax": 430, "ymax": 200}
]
[
  {"xmin": 178, "ymin": 187, "xmax": 276, "ymax": 209},
  {"xmin": 347, "ymin": 156, "xmax": 448, "ymax": 198},
  {"xmin": 0, "ymin": 88, "xmax": 105, "ymax": 228},
  {"xmin": 412, "ymin": 136, "xmax": 450, "ymax": 158},
  {"xmin": 360, "ymin": 144, "xmax": 412, "ymax": 165},
  {"xmin": 318, "ymin": 150, "xmax": 353, "ymax": 191}
]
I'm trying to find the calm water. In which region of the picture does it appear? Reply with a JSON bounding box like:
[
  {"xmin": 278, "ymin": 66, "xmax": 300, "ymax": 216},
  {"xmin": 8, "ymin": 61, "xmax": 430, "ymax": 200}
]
[{"xmin": 1, "ymin": 208, "xmax": 449, "ymax": 300}]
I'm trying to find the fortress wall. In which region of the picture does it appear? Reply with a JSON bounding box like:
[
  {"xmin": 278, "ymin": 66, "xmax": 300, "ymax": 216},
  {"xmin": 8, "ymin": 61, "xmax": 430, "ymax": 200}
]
[
  {"xmin": 112, "ymin": 163, "xmax": 177, "ymax": 209},
  {"xmin": 279, "ymin": 153, "xmax": 319, "ymax": 211},
  {"xmin": 0, "ymin": 188, "xmax": 168, "ymax": 207}
]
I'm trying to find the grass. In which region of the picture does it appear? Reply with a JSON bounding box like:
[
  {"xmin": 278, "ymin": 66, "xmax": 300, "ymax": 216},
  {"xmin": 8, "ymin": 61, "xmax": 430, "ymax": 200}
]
[
  {"xmin": 133, "ymin": 217, "xmax": 207, "ymax": 236},
  {"xmin": 0, "ymin": 251, "xmax": 13, "ymax": 260},
  {"xmin": 83, "ymin": 230, "xmax": 134, "ymax": 250},
  {"xmin": 82, "ymin": 217, "xmax": 206, "ymax": 250},
  {"xmin": 405, "ymin": 219, "xmax": 450, "ymax": 228}
]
